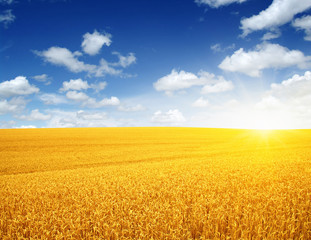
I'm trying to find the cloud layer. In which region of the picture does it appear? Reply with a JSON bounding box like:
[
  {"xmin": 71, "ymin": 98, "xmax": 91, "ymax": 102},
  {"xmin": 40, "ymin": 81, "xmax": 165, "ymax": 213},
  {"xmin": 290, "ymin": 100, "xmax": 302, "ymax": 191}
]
[
  {"xmin": 292, "ymin": 15, "xmax": 311, "ymax": 41},
  {"xmin": 241, "ymin": 0, "xmax": 311, "ymax": 36},
  {"xmin": 154, "ymin": 69, "xmax": 233, "ymax": 95},
  {"xmin": 0, "ymin": 76, "xmax": 39, "ymax": 98},
  {"xmin": 151, "ymin": 109, "xmax": 186, "ymax": 124},
  {"xmin": 35, "ymin": 31, "xmax": 136, "ymax": 78},
  {"xmin": 219, "ymin": 43, "xmax": 311, "ymax": 77}
]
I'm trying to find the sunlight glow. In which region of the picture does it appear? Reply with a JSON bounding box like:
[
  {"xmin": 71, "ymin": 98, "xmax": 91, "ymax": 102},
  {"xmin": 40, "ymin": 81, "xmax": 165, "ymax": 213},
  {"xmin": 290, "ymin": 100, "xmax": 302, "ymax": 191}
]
[{"xmin": 238, "ymin": 109, "xmax": 294, "ymax": 130}]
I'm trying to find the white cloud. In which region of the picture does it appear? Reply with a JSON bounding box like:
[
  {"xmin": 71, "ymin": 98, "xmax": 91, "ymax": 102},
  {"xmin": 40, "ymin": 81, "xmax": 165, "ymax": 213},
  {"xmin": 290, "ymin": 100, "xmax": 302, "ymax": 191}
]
[
  {"xmin": 210, "ymin": 43, "xmax": 222, "ymax": 52},
  {"xmin": 81, "ymin": 30, "xmax": 112, "ymax": 55},
  {"xmin": 97, "ymin": 96, "xmax": 120, "ymax": 106},
  {"xmin": 192, "ymin": 97, "xmax": 209, "ymax": 107},
  {"xmin": 0, "ymin": 120, "xmax": 16, "ymax": 129},
  {"xmin": 210, "ymin": 43, "xmax": 235, "ymax": 53},
  {"xmin": 151, "ymin": 109, "xmax": 186, "ymax": 124},
  {"xmin": 32, "ymin": 74, "xmax": 51, "ymax": 85},
  {"xmin": 219, "ymin": 43, "xmax": 311, "ymax": 77},
  {"xmin": 195, "ymin": 0, "xmax": 247, "ymax": 8},
  {"xmin": 45, "ymin": 109, "xmax": 118, "ymax": 128},
  {"xmin": 15, "ymin": 125, "xmax": 37, "ymax": 129},
  {"xmin": 0, "ymin": 99, "xmax": 19, "ymax": 115},
  {"xmin": 256, "ymin": 96, "xmax": 283, "ymax": 110},
  {"xmin": 112, "ymin": 52, "xmax": 136, "ymax": 68},
  {"xmin": 18, "ymin": 109, "xmax": 51, "ymax": 121},
  {"xmin": 76, "ymin": 110, "xmax": 107, "ymax": 120},
  {"xmin": 36, "ymin": 32, "xmax": 135, "ymax": 78},
  {"xmin": 35, "ymin": 46, "xmax": 96, "ymax": 73},
  {"xmin": 118, "ymin": 104, "xmax": 146, "ymax": 112},
  {"xmin": 39, "ymin": 93, "xmax": 67, "ymax": 105},
  {"xmin": 32, "ymin": 74, "xmax": 48, "ymax": 82},
  {"xmin": 241, "ymin": 0, "xmax": 311, "ymax": 36},
  {"xmin": 90, "ymin": 81, "xmax": 107, "ymax": 92},
  {"xmin": 292, "ymin": 15, "xmax": 311, "ymax": 41},
  {"xmin": 188, "ymin": 72, "xmax": 311, "ymax": 129},
  {"xmin": 95, "ymin": 58, "xmax": 122, "ymax": 77},
  {"xmin": 0, "ymin": 76, "xmax": 39, "ymax": 98},
  {"xmin": 247, "ymin": 71, "xmax": 311, "ymax": 128},
  {"xmin": 269, "ymin": 71, "xmax": 311, "ymax": 100},
  {"xmin": 0, "ymin": 9, "xmax": 15, "ymax": 27},
  {"xmin": 66, "ymin": 91, "xmax": 89, "ymax": 101},
  {"xmin": 261, "ymin": 28, "xmax": 281, "ymax": 40},
  {"xmin": 154, "ymin": 69, "xmax": 234, "ymax": 95},
  {"xmin": 60, "ymin": 78, "xmax": 90, "ymax": 92},
  {"xmin": 154, "ymin": 69, "xmax": 201, "ymax": 95},
  {"xmin": 0, "ymin": 97, "xmax": 27, "ymax": 115},
  {"xmin": 59, "ymin": 79, "xmax": 107, "ymax": 93},
  {"xmin": 201, "ymin": 78, "xmax": 234, "ymax": 94},
  {"xmin": 64, "ymin": 89, "xmax": 120, "ymax": 108}
]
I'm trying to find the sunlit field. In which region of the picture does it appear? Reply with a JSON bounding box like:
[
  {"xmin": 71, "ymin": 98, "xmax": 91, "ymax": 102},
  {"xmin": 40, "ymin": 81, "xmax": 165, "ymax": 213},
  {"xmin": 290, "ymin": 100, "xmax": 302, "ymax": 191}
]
[{"xmin": 0, "ymin": 127, "xmax": 311, "ymax": 239}]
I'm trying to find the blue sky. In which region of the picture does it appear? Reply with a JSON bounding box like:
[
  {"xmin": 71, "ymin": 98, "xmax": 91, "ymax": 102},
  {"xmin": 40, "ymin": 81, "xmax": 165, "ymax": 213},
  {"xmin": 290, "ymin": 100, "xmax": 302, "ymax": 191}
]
[{"xmin": 1, "ymin": 0, "xmax": 311, "ymax": 129}]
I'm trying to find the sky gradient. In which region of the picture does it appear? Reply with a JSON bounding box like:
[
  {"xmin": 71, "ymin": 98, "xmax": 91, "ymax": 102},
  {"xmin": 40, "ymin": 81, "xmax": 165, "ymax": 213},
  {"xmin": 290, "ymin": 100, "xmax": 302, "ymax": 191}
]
[{"xmin": 1, "ymin": 0, "xmax": 311, "ymax": 129}]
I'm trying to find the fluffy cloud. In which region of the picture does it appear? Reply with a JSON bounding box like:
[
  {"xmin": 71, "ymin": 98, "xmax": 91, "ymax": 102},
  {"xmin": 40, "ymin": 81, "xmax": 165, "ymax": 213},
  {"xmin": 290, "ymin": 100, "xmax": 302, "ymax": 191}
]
[
  {"xmin": 151, "ymin": 109, "xmax": 186, "ymax": 124},
  {"xmin": 210, "ymin": 43, "xmax": 235, "ymax": 53},
  {"xmin": 18, "ymin": 109, "xmax": 51, "ymax": 121},
  {"xmin": 154, "ymin": 69, "xmax": 233, "ymax": 95},
  {"xmin": 292, "ymin": 15, "xmax": 311, "ymax": 41},
  {"xmin": 250, "ymin": 71, "xmax": 311, "ymax": 128},
  {"xmin": 32, "ymin": 74, "xmax": 51, "ymax": 85},
  {"xmin": 36, "ymin": 31, "xmax": 136, "ymax": 77},
  {"xmin": 154, "ymin": 69, "xmax": 202, "ymax": 94},
  {"xmin": 60, "ymin": 79, "xmax": 90, "ymax": 92},
  {"xmin": 201, "ymin": 78, "xmax": 234, "ymax": 94},
  {"xmin": 94, "ymin": 59, "xmax": 122, "ymax": 77},
  {"xmin": 241, "ymin": 0, "xmax": 311, "ymax": 36},
  {"xmin": 269, "ymin": 71, "xmax": 311, "ymax": 100},
  {"xmin": 112, "ymin": 52, "xmax": 136, "ymax": 68},
  {"xmin": 195, "ymin": 0, "xmax": 247, "ymax": 8},
  {"xmin": 261, "ymin": 29, "xmax": 281, "ymax": 40},
  {"xmin": 0, "ymin": 9, "xmax": 15, "ymax": 27},
  {"xmin": 46, "ymin": 110, "xmax": 118, "ymax": 128},
  {"xmin": 39, "ymin": 93, "xmax": 67, "ymax": 105},
  {"xmin": 64, "ymin": 89, "xmax": 120, "ymax": 108},
  {"xmin": 0, "ymin": 99, "xmax": 19, "ymax": 115},
  {"xmin": 96, "ymin": 96, "xmax": 120, "ymax": 106},
  {"xmin": 81, "ymin": 30, "xmax": 112, "ymax": 55},
  {"xmin": 36, "ymin": 46, "xmax": 133, "ymax": 77},
  {"xmin": 59, "ymin": 79, "xmax": 107, "ymax": 93},
  {"xmin": 35, "ymin": 47, "xmax": 96, "ymax": 73},
  {"xmin": 0, "ymin": 76, "xmax": 39, "ymax": 98},
  {"xmin": 0, "ymin": 97, "xmax": 27, "ymax": 115},
  {"xmin": 256, "ymin": 96, "xmax": 283, "ymax": 110},
  {"xmin": 66, "ymin": 91, "xmax": 89, "ymax": 101},
  {"xmin": 219, "ymin": 43, "xmax": 311, "ymax": 77},
  {"xmin": 90, "ymin": 82, "xmax": 107, "ymax": 92},
  {"xmin": 192, "ymin": 97, "xmax": 209, "ymax": 107}
]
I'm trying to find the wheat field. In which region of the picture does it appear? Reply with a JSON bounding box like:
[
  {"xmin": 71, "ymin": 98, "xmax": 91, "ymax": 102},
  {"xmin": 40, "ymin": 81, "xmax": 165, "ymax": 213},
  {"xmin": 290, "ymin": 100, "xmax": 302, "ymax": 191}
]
[{"xmin": 0, "ymin": 127, "xmax": 311, "ymax": 239}]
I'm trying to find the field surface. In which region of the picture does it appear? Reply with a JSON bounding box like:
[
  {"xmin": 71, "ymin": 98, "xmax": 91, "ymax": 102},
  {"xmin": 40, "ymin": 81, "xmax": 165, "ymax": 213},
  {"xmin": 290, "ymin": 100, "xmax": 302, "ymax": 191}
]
[{"xmin": 1, "ymin": 127, "xmax": 311, "ymax": 239}]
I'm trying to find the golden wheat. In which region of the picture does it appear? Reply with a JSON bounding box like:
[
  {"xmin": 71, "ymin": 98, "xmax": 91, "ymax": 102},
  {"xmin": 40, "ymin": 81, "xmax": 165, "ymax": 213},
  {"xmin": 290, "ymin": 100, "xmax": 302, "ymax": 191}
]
[{"xmin": 0, "ymin": 127, "xmax": 311, "ymax": 239}]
